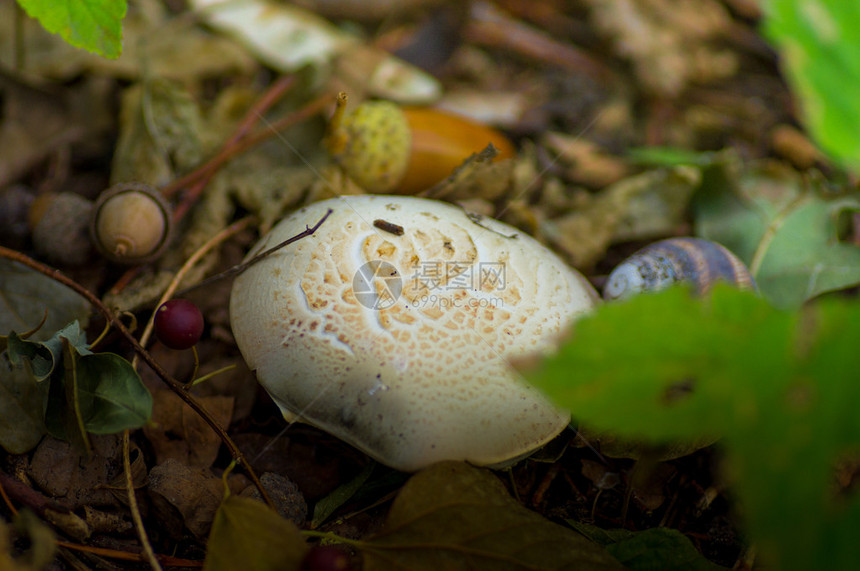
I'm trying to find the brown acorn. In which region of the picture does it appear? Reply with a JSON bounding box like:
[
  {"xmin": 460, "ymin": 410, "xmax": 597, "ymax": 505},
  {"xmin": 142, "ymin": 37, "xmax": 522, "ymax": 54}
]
[
  {"xmin": 89, "ymin": 182, "xmax": 172, "ymax": 264},
  {"xmin": 28, "ymin": 192, "xmax": 94, "ymax": 266},
  {"xmin": 324, "ymin": 93, "xmax": 515, "ymax": 194}
]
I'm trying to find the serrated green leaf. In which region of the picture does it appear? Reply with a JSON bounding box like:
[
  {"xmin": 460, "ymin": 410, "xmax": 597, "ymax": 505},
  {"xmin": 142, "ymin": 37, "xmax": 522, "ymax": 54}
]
[
  {"xmin": 524, "ymin": 285, "xmax": 860, "ymax": 569},
  {"xmin": 763, "ymin": 1, "xmax": 860, "ymax": 167},
  {"xmin": 204, "ymin": 494, "xmax": 308, "ymax": 571},
  {"xmin": 693, "ymin": 158, "xmax": 860, "ymax": 308},
  {"xmin": 16, "ymin": 0, "xmax": 126, "ymax": 58},
  {"xmin": 0, "ymin": 260, "xmax": 90, "ymax": 342},
  {"xmin": 362, "ymin": 462, "xmax": 622, "ymax": 570},
  {"xmin": 567, "ymin": 522, "xmax": 725, "ymax": 571}
]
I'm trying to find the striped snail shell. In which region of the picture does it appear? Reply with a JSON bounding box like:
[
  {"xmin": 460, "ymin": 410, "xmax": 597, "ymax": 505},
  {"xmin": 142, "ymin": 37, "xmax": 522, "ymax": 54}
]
[{"xmin": 603, "ymin": 238, "xmax": 755, "ymax": 301}]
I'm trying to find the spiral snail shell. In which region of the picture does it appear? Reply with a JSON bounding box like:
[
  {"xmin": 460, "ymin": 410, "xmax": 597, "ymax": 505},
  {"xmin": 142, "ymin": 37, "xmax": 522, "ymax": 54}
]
[{"xmin": 603, "ymin": 238, "xmax": 755, "ymax": 301}]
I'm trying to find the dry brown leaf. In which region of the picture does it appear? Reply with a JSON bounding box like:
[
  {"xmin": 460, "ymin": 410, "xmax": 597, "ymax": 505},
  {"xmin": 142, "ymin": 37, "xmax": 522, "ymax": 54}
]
[
  {"xmin": 147, "ymin": 459, "xmax": 227, "ymax": 540},
  {"xmin": 586, "ymin": 0, "xmax": 737, "ymax": 97},
  {"xmin": 143, "ymin": 389, "xmax": 234, "ymax": 467}
]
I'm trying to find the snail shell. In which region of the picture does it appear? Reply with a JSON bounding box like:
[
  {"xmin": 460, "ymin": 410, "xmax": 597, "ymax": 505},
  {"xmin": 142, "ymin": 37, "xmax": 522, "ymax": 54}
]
[
  {"xmin": 603, "ymin": 238, "xmax": 755, "ymax": 301},
  {"xmin": 90, "ymin": 182, "xmax": 172, "ymax": 264}
]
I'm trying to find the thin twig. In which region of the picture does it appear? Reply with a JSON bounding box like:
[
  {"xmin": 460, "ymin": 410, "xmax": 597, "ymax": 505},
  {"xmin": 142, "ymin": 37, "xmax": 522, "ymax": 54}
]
[
  {"xmin": 1, "ymin": 469, "xmax": 203, "ymax": 566},
  {"xmin": 160, "ymin": 75, "xmax": 297, "ymax": 200},
  {"xmin": 134, "ymin": 216, "xmax": 255, "ymax": 366},
  {"xmin": 0, "ymin": 245, "xmax": 273, "ymax": 509},
  {"xmin": 110, "ymin": 85, "xmax": 331, "ymax": 296},
  {"xmin": 124, "ymin": 430, "xmax": 162, "ymax": 571},
  {"xmin": 159, "ymin": 91, "xmax": 334, "ymax": 201},
  {"xmin": 177, "ymin": 208, "xmax": 333, "ymax": 296},
  {"xmin": 53, "ymin": 541, "xmax": 204, "ymax": 567}
]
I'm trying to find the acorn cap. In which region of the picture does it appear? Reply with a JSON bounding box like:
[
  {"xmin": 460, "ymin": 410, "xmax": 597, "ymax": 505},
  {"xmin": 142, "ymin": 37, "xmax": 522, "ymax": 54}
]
[{"xmin": 229, "ymin": 195, "xmax": 598, "ymax": 471}]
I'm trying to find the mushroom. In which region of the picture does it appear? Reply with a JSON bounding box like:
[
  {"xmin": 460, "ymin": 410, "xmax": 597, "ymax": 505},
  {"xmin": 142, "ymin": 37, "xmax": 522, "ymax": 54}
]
[{"xmin": 229, "ymin": 195, "xmax": 598, "ymax": 471}]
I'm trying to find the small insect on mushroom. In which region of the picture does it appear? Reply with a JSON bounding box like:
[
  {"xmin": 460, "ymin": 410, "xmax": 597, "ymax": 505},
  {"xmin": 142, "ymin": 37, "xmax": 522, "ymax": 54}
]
[
  {"xmin": 324, "ymin": 93, "xmax": 515, "ymax": 195},
  {"xmin": 603, "ymin": 237, "xmax": 756, "ymax": 301},
  {"xmin": 230, "ymin": 195, "xmax": 599, "ymax": 471},
  {"xmin": 373, "ymin": 219, "xmax": 405, "ymax": 236}
]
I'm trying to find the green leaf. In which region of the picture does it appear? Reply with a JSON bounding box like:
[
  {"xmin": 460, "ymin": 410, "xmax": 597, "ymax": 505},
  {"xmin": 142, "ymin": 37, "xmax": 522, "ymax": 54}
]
[
  {"xmin": 16, "ymin": 0, "xmax": 126, "ymax": 58},
  {"xmin": 693, "ymin": 158, "xmax": 860, "ymax": 308},
  {"xmin": 0, "ymin": 320, "xmax": 89, "ymax": 454},
  {"xmin": 0, "ymin": 361, "xmax": 49, "ymax": 454},
  {"xmin": 5, "ymin": 322, "xmax": 88, "ymax": 382},
  {"xmin": 204, "ymin": 494, "xmax": 308, "ymax": 571},
  {"xmin": 0, "ymin": 260, "xmax": 90, "ymax": 342},
  {"xmin": 362, "ymin": 462, "xmax": 622, "ymax": 570},
  {"xmin": 627, "ymin": 147, "xmax": 719, "ymax": 167},
  {"xmin": 5, "ymin": 321, "xmax": 152, "ymax": 449},
  {"xmin": 567, "ymin": 522, "xmax": 725, "ymax": 571},
  {"xmin": 76, "ymin": 352, "xmax": 153, "ymax": 433},
  {"xmin": 54, "ymin": 336, "xmax": 92, "ymax": 454},
  {"xmin": 312, "ymin": 462, "xmax": 375, "ymax": 528},
  {"xmin": 524, "ymin": 285, "xmax": 860, "ymax": 570},
  {"xmin": 763, "ymin": 1, "xmax": 860, "ymax": 167},
  {"xmin": 46, "ymin": 348, "xmax": 152, "ymax": 442}
]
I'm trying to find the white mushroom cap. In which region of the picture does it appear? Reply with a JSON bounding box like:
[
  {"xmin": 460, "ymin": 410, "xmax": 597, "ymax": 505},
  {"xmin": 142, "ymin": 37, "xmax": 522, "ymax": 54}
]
[{"xmin": 229, "ymin": 195, "xmax": 598, "ymax": 471}]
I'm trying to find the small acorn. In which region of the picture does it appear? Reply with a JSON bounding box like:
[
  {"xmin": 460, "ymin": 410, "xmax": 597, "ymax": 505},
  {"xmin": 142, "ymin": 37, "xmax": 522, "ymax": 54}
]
[
  {"xmin": 324, "ymin": 92, "xmax": 515, "ymax": 194},
  {"xmin": 603, "ymin": 237, "xmax": 756, "ymax": 301},
  {"xmin": 1, "ymin": 184, "xmax": 35, "ymax": 249},
  {"xmin": 90, "ymin": 182, "xmax": 172, "ymax": 264},
  {"xmin": 28, "ymin": 192, "xmax": 94, "ymax": 266}
]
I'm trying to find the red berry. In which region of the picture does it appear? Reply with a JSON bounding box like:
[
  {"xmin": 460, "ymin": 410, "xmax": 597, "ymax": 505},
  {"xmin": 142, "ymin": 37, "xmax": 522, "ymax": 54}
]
[
  {"xmin": 154, "ymin": 299, "xmax": 204, "ymax": 350},
  {"xmin": 300, "ymin": 545, "xmax": 351, "ymax": 571}
]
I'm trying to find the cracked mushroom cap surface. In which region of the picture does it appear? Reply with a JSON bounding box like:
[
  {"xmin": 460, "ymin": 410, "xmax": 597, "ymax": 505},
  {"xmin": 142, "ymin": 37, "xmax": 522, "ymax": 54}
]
[{"xmin": 229, "ymin": 195, "xmax": 598, "ymax": 471}]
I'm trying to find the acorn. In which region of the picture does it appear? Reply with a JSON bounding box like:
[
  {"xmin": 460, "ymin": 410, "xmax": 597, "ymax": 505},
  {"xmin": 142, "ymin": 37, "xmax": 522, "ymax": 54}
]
[
  {"xmin": 90, "ymin": 182, "xmax": 172, "ymax": 264},
  {"xmin": 324, "ymin": 92, "xmax": 516, "ymax": 194},
  {"xmin": 0, "ymin": 184, "xmax": 35, "ymax": 249},
  {"xmin": 28, "ymin": 192, "xmax": 94, "ymax": 266}
]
